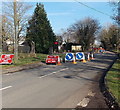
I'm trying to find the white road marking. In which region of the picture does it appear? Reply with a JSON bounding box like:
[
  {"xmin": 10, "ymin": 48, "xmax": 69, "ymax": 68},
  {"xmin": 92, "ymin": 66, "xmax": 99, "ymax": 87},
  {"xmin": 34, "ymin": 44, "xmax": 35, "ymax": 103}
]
[
  {"xmin": 0, "ymin": 86, "xmax": 12, "ymax": 91},
  {"xmin": 88, "ymin": 91, "xmax": 95, "ymax": 97},
  {"xmin": 39, "ymin": 68, "xmax": 69, "ymax": 78},
  {"xmin": 77, "ymin": 98, "xmax": 90, "ymax": 107},
  {"xmin": 77, "ymin": 91, "xmax": 95, "ymax": 107}
]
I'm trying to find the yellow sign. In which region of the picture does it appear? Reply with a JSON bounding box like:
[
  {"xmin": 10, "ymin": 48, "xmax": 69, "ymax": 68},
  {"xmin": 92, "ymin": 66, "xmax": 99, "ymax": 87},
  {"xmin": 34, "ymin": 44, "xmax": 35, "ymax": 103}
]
[{"xmin": 72, "ymin": 45, "xmax": 82, "ymax": 51}]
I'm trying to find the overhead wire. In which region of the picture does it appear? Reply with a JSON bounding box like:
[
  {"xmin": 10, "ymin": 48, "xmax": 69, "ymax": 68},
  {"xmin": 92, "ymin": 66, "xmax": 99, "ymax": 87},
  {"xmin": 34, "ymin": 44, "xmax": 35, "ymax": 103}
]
[{"xmin": 74, "ymin": 0, "xmax": 111, "ymax": 17}]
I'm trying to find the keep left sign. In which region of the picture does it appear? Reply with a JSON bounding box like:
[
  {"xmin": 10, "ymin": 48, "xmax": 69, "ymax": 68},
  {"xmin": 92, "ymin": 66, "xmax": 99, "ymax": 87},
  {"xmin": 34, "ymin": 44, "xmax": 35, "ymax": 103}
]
[
  {"xmin": 76, "ymin": 52, "xmax": 85, "ymax": 60},
  {"xmin": 65, "ymin": 53, "xmax": 74, "ymax": 61},
  {"xmin": 0, "ymin": 54, "xmax": 14, "ymax": 64}
]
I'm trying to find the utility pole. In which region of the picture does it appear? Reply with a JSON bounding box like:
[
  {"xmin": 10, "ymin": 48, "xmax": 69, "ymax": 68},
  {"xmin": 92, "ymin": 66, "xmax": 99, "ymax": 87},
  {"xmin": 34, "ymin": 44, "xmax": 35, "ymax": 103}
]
[
  {"xmin": 14, "ymin": 0, "xmax": 18, "ymax": 63},
  {"xmin": 118, "ymin": 1, "xmax": 120, "ymax": 52},
  {"xmin": 118, "ymin": 1, "xmax": 120, "ymax": 26}
]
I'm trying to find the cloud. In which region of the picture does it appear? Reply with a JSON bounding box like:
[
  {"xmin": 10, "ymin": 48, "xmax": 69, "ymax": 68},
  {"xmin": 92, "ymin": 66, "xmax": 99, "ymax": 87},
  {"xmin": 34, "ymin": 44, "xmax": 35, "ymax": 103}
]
[{"xmin": 48, "ymin": 12, "xmax": 72, "ymax": 16}]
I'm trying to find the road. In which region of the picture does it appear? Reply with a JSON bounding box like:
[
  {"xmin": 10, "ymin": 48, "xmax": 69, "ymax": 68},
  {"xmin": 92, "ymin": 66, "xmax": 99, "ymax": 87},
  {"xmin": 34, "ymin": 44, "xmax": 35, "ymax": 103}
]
[{"xmin": 2, "ymin": 52, "xmax": 117, "ymax": 108}]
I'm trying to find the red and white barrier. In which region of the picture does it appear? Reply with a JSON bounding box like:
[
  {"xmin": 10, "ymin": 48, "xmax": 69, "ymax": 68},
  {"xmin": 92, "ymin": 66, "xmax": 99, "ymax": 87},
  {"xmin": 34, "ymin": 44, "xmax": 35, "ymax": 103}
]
[
  {"xmin": 46, "ymin": 55, "xmax": 61, "ymax": 65},
  {"xmin": 0, "ymin": 54, "xmax": 14, "ymax": 64}
]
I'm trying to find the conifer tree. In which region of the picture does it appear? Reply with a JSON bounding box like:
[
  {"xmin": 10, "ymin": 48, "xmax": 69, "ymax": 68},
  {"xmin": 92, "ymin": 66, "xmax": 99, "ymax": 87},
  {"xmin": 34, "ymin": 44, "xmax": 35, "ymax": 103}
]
[{"xmin": 26, "ymin": 3, "xmax": 56, "ymax": 53}]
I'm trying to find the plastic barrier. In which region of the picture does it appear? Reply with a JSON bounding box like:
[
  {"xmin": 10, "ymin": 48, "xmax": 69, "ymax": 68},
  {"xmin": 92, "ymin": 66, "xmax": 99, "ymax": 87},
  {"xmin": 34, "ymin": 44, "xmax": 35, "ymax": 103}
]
[
  {"xmin": 65, "ymin": 53, "xmax": 74, "ymax": 62},
  {"xmin": 46, "ymin": 55, "xmax": 61, "ymax": 65},
  {"xmin": 0, "ymin": 54, "xmax": 14, "ymax": 64},
  {"xmin": 65, "ymin": 53, "xmax": 77, "ymax": 64},
  {"xmin": 76, "ymin": 52, "xmax": 86, "ymax": 63}
]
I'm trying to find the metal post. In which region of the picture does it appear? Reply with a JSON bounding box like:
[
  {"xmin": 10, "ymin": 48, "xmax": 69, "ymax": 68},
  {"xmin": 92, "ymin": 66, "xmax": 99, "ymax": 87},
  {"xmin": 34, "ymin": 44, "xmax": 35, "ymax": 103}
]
[{"xmin": 118, "ymin": 1, "xmax": 120, "ymax": 26}]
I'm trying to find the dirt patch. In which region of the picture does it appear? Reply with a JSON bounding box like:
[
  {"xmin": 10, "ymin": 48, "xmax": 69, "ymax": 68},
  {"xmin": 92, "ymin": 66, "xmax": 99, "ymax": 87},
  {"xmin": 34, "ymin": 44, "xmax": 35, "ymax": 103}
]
[
  {"xmin": 86, "ymin": 73, "xmax": 109, "ymax": 108},
  {"xmin": 76, "ymin": 56, "xmax": 120, "ymax": 110},
  {"xmin": 76, "ymin": 73, "xmax": 108, "ymax": 109}
]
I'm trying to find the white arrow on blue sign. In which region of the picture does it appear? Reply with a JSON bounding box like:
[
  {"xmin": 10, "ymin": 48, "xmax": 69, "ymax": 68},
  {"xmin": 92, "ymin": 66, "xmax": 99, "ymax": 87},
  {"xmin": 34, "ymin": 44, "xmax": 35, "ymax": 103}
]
[
  {"xmin": 65, "ymin": 53, "xmax": 74, "ymax": 61},
  {"xmin": 76, "ymin": 52, "xmax": 84, "ymax": 60}
]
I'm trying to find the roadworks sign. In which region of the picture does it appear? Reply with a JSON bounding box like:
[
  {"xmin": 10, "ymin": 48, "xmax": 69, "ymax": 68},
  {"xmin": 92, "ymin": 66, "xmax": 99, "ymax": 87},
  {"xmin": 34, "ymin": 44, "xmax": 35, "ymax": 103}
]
[
  {"xmin": 65, "ymin": 53, "xmax": 74, "ymax": 61},
  {"xmin": 76, "ymin": 52, "xmax": 85, "ymax": 60},
  {"xmin": 0, "ymin": 54, "xmax": 14, "ymax": 64}
]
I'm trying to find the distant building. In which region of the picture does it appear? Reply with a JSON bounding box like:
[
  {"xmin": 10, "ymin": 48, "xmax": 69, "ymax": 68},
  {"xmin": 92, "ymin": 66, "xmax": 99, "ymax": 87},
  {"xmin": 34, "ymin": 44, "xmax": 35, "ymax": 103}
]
[
  {"xmin": 72, "ymin": 45, "xmax": 82, "ymax": 51},
  {"xmin": 5, "ymin": 38, "xmax": 30, "ymax": 53}
]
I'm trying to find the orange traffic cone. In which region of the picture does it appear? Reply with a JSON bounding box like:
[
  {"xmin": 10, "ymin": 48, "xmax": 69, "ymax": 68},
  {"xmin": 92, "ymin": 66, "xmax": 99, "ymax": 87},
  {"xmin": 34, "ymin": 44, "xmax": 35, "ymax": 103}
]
[
  {"xmin": 91, "ymin": 53, "xmax": 94, "ymax": 60},
  {"xmin": 57, "ymin": 56, "xmax": 61, "ymax": 65},
  {"xmin": 81, "ymin": 53, "xmax": 86, "ymax": 63},
  {"xmin": 72, "ymin": 56, "xmax": 77, "ymax": 64},
  {"xmin": 82, "ymin": 59, "xmax": 86, "ymax": 63},
  {"xmin": 87, "ymin": 53, "xmax": 90, "ymax": 61}
]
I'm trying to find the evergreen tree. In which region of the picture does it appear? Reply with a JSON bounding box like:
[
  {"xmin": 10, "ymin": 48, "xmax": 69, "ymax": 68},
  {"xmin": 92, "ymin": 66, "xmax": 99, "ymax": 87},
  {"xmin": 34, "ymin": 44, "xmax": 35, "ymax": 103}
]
[{"xmin": 26, "ymin": 3, "xmax": 56, "ymax": 53}]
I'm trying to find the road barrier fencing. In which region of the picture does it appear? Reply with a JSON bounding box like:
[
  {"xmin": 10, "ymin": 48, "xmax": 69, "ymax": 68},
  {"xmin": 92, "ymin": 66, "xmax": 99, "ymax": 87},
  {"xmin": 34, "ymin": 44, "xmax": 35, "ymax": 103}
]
[
  {"xmin": 46, "ymin": 52, "xmax": 95, "ymax": 65},
  {"xmin": 0, "ymin": 54, "xmax": 14, "ymax": 64}
]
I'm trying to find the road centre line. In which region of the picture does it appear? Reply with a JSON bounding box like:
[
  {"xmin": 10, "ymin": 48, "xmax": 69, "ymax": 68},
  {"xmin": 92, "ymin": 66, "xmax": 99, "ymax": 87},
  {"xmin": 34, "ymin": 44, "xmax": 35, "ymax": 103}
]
[
  {"xmin": 39, "ymin": 68, "xmax": 69, "ymax": 78},
  {"xmin": 0, "ymin": 86, "xmax": 12, "ymax": 91}
]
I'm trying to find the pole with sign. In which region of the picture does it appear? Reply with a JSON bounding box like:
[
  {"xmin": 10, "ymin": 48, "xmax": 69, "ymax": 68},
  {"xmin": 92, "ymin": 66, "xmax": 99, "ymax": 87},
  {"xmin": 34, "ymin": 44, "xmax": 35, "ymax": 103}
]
[
  {"xmin": 76, "ymin": 52, "xmax": 86, "ymax": 63},
  {"xmin": 65, "ymin": 53, "xmax": 74, "ymax": 62},
  {"xmin": 65, "ymin": 53, "xmax": 77, "ymax": 64}
]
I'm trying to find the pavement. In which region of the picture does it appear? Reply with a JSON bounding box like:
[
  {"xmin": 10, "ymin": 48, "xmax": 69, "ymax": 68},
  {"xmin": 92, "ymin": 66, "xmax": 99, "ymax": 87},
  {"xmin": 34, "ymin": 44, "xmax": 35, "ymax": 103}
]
[
  {"xmin": 2, "ymin": 62, "xmax": 45, "ymax": 74},
  {"xmin": 1, "ymin": 51, "xmax": 118, "ymax": 109}
]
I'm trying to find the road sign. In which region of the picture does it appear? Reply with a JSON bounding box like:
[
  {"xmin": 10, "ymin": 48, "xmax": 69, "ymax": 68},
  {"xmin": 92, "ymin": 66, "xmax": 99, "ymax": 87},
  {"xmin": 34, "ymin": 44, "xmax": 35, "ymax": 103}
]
[
  {"xmin": 54, "ymin": 42, "xmax": 58, "ymax": 45},
  {"xmin": 65, "ymin": 53, "xmax": 74, "ymax": 61},
  {"xmin": 46, "ymin": 55, "xmax": 59, "ymax": 64},
  {"xmin": 76, "ymin": 52, "xmax": 85, "ymax": 60},
  {"xmin": 0, "ymin": 54, "xmax": 14, "ymax": 64}
]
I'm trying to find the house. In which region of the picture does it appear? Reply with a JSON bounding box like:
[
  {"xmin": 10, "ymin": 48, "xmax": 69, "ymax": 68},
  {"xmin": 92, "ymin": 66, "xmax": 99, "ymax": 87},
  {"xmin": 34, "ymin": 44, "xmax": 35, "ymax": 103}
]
[{"xmin": 5, "ymin": 38, "xmax": 30, "ymax": 53}]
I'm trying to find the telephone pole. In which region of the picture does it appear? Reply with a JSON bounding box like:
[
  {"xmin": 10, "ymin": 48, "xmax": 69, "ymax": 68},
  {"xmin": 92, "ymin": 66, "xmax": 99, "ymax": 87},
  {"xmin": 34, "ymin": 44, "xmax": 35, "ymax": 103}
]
[
  {"xmin": 118, "ymin": 1, "xmax": 120, "ymax": 26},
  {"xmin": 14, "ymin": 0, "xmax": 18, "ymax": 63}
]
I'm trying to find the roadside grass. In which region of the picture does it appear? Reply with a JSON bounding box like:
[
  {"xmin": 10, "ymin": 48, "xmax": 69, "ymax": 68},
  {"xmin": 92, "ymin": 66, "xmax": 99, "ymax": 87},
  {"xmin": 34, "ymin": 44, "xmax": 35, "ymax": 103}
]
[
  {"xmin": 1, "ymin": 53, "xmax": 66, "ymax": 69},
  {"xmin": 2, "ymin": 53, "xmax": 48, "ymax": 69},
  {"xmin": 53, "ymin": 53, "xmax": 66, "ymax": 59},
  {"xmin": 106, "ymin": 59, "xmax": 120, "ymax": 105}
]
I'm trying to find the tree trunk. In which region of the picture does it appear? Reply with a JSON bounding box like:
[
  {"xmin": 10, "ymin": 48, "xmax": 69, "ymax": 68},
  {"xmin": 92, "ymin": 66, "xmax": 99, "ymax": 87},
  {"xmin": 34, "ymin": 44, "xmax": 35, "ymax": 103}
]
[{"xmin": 30, "ymin": 41, "xmax": 36, "ymax": 57}]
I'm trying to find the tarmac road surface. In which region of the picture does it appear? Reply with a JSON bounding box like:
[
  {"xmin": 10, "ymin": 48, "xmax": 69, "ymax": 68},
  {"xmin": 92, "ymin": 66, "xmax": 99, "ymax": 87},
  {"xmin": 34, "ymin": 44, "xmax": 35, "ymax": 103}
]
[{"xmin": 2, "ymin": 52, "xmax": 117, "ymax": 108}]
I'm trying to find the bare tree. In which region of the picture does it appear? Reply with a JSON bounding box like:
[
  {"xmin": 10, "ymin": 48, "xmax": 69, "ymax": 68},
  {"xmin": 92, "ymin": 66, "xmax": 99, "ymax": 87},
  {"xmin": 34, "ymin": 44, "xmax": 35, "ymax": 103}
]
[
  {"xmin": 110, "ymin": 1, "xmax": 120, "ymax": 26},
  {"xmin": 99, "ymin": 24, "xmax": 120, "ymax": 50},
  {"xmin": 64, "ymin": 17, "xmax": 100, "ymax": 51},
  {"xmin": 2, "ymin": 0, "xmax": 32, "ymax": 62},
  {"xmin": 1, "ymin": 15, "xmax": 14, "ymax": 42}
]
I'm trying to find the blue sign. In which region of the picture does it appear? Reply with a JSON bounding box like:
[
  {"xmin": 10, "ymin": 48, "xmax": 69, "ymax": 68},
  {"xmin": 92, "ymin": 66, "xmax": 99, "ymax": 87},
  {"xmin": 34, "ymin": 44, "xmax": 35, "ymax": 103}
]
[
  {"xmin": 76, "ymin": 52, "xmax": 83, "ymax": 60},
  {"xmin": 65, "ymin": 53, "xmax": 74, "ymax": 61}
]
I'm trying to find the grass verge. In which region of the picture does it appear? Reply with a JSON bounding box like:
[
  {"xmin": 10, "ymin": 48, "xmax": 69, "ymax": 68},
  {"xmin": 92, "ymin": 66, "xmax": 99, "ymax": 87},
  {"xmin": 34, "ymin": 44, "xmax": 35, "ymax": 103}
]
[
  {"xmin": 2, "ymin": 53, "xmax": 66, "ymax": 69},
  {"xmin": 2, "ymin": 53, "xmax": 48, "ymax": 69},
  {"xmin": 106, "ymin": 59, "xmax": 120, "ymax": 105}
]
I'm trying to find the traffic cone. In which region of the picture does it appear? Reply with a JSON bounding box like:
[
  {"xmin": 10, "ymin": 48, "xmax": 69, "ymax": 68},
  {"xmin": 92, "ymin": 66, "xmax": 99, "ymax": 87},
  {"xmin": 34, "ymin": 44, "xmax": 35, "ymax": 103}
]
[
  {"xmin": 82, "ymin": 59, "xmax": 86, "ymax": 63},
  {"xmin": 91, "ymin": 53, "xmax": 94, "ymax": 60},
  {"xmin": 57, "ymin": 56, "xmax": 61, "ymax": 65},
  {"xmin": 87, "ymin": 53, "xmax": 90, "ymax": 61},
  {"xmin": 81, "ymin": 53, "xmax": 86, "ymax": 63},
  {"xmin": 72, "ymin": 56, "xmax": 77, "ymax": 64}
]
